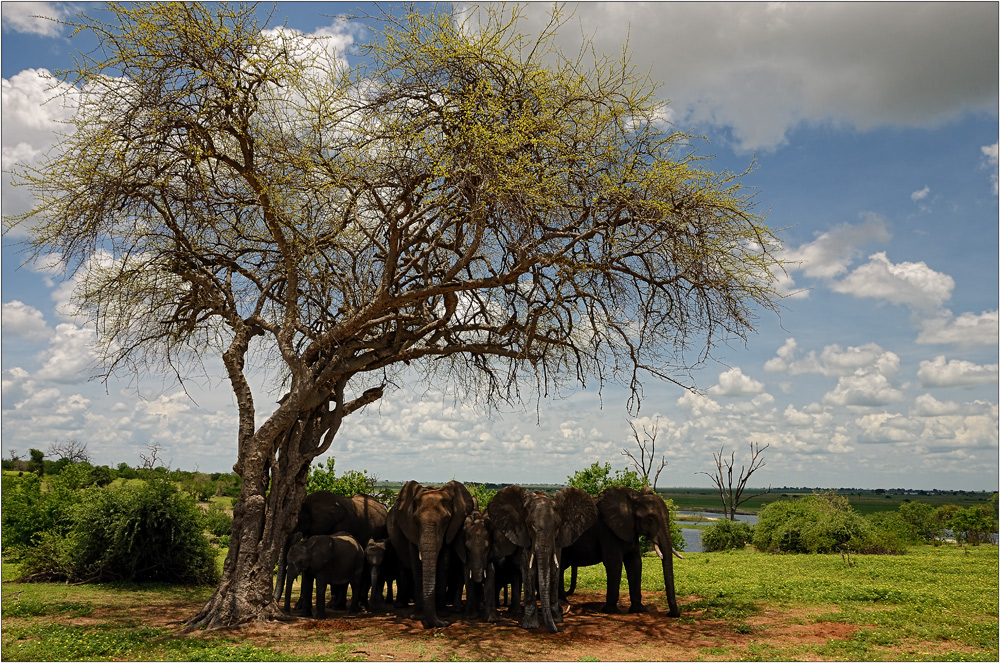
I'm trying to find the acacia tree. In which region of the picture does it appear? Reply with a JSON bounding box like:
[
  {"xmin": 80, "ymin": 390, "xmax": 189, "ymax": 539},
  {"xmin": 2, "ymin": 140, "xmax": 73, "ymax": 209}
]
[
  {"xmin": 697, "ymin": 442, "xmax": 771, "ymax": 520},
  {"xmin": 6, "ymin": 3, "xmax": 783, "ymax": 627}
]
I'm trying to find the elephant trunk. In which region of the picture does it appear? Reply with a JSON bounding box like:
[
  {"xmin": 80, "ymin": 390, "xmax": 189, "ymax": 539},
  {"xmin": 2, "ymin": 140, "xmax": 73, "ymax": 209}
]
[
  {"xmin": 535, "ymin": 544, "xmax": 559, "ymax": 633},
  {"xmin": 370, "ymin": 564, "xmax": 382, "ymax": 611},
  {"xmin": 419, "ymin": 525, "xmax": 447, "ymax": 628},
  {"xmin": 657, "ymin": 532, "xmax": 680, "ymax": 618}
]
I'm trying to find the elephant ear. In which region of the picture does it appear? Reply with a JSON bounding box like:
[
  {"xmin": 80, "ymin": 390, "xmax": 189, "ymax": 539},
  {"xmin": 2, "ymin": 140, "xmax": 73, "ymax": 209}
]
[
  {"xmin": 392, "ymin": 480, "xmax": 423, "ymax": 543},
  {"xmin": 487, "ymin": 485, "xmax": 531, "ymax": 547},
  {"xmin": 597, "ymin": 485, "xmax": 638, "ymax": 543},
  {"xmin": 443, "ymin": 480, "xmax": 475, "ymax": 544},
  {"xmin": 455, "ymin": 514, "xmax": 476, "ymax": 563},
  {"xmin": 554, "ymin": 487, "xmax": 599, "ymax": 548}
]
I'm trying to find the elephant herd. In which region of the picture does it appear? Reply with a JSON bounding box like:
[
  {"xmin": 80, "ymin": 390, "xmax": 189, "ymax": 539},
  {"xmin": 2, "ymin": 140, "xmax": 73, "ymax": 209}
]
[{"xmin": 273, "ymin": 480, "xmax": 681, "ymax": 633}]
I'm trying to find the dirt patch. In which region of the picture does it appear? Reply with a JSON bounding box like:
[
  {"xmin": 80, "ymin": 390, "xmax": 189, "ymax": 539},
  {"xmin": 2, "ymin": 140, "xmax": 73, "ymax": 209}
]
[{"xmin": 56, "ymin": 589, "xmax": 962, "ymax": 661}]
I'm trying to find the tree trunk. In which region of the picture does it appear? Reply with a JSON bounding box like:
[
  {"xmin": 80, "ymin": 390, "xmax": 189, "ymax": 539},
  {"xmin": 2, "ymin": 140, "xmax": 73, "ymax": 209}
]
[{"xmin": 185, "ymin": 412, "xmax": 316, "ymax": 630}]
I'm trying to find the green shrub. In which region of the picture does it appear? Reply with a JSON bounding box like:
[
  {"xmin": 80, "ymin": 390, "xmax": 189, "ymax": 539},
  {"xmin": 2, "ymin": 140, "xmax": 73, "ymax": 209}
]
[
  {"xmin": 566, "ymin": 462, "xmax": 646, "ymax": 496},
  {"xmin": 67, "ymin": 477, "xmax": 218, "ymax": 584},
  {"xmin": 1, "ymin": 470, "xmax": 84, "ymax": 551},
  {"xmin": 949, "ymin": 506, "xmax": 997, "ymax": 545},
  {"xmin": 465, "ymin": 482, "xmax": 497, "ymax": 510},
  {"xmin": 701, "ymin": 519, "xmax": 754, "ymax": 552},
  {"xmin": 202, "ymin": 502, "xmax": 233, "ymax": 538},
  {"xmin": 753, "ymin": 492, "xmax": 877, "ymax": 554}
]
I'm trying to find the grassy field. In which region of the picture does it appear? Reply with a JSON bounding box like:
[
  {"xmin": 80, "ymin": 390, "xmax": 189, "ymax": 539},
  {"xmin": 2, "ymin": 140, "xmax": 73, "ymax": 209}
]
[{"xmin": 2, "ymin": 544, "xmax": 996, "ymax": 661}]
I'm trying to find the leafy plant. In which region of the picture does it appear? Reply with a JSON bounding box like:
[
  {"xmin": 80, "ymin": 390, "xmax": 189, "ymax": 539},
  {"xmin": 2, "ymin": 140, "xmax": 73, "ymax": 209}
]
[
  {"xmin": 701, "ymin": 519, "xmax": 754, "ymax": 552},
  {"xmin": 566, "ymin": 462, "xmax": 647, "ymax": 496}
]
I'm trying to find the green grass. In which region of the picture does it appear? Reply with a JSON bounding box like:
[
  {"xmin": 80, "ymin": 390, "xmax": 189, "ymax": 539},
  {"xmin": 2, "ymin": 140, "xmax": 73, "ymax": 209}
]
[
  {"xmin": 571, "ymin": 545, "xmax": 998, "ymax": 660},
  {"xmin": 2, "ymin": 545, "xmax": 996, "ymax": 661}
]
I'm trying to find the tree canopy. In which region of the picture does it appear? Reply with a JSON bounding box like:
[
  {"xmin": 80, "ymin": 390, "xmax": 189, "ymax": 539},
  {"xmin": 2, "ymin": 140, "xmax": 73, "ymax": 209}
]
[{"xmin": 5, "ymin": 2, "xmax": 784, "ymax": 627}]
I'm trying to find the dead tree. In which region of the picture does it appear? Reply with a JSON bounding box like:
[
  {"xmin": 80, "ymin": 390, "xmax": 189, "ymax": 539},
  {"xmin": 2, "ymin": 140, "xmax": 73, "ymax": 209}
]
[
  {"xmin": 47, "ymin": 438, "xmax": 92, "ymax": 464},
  {"xmin": 622, "ymin": 418, "xmax": 668, "ymax": 490},
  {"xmin": 697, "ymin": 442, "xmax": 771, "ymax": 520}
]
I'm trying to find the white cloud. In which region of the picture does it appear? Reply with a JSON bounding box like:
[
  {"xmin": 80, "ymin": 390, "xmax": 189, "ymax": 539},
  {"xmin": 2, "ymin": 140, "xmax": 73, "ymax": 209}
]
[
  {"xmin": 982, "ymin": 142, "xmax": 998, "ymax": 195},
  {"xmin": 917, "ymin": 356, "xmax": 998, "ymax": 389},
  {"xmin": 1, "ymin": 300, "xmax": 52, "ymax": 338},
  {"xmin": 0, "ymin": 2, "xmax": 67, "ymax": 37},
  {"xmin": 782, "ymin": 213, "xmax": 891, "ymax": 280},
  {"xmin": 517, "ymin": 3, "xmax": 999, "ymax": 151},
  {"xmin": 910, "ymin": 186, "xmax": 930, "ymax": 202},
  {"xmin": 917, "ymin": 310, "xmax": 999, "ymax": 348},
  {"xmin": 708, "ymin": 367, "xmax": 766, "ymax": 397},
  {"xmin": 765, "ymin": 339, "xmax": 900, "ymax": 379},
  {"xmin": 2, "ymin": 68, "xmax": 79, "ymax": 221},
  {"xmin": 33, "ymin": 323, "xmax": 97, "ymax": 383},
  {"xmin": 823, "ymin": 366, "xmax": 904, "ymax": 407},
  {"xmin": 831, "ymin": 251, "xmax": 954, "ymax": 313}
]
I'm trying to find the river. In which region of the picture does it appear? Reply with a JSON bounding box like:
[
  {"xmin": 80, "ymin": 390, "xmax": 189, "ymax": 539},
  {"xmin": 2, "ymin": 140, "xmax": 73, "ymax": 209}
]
[{"xmin": 677, "ymin": 511, "xmax": 758, "ymax": 553}]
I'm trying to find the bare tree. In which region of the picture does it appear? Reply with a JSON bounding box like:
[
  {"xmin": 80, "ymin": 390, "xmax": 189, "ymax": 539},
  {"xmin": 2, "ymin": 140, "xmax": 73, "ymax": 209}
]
[
  {"xmin": 138, "ymin": 442, "xmax": 165, "ymax": 471},
  {"xmin": 6, "ymin": 4, "xmax": 783, "ymax": 628},
  {"xmin": 47, "ymin": 438, "xmax": 92, "ymax": 464},
  {"xmin": 697, "ymin": 442, "xmax": 771, "ymax": 520},
  {"xmin": 622, "ymin": 418, "xmax": 668, "ymax": 490}
]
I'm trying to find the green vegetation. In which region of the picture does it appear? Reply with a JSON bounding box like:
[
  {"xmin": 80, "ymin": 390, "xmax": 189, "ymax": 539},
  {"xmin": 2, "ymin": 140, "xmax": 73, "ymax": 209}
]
[
  {"xmin": 2, "ymin": 472, "xmax": 219, "ymax": 584},
  {"xmin": 701, "ymin": 519, "xmax": 755, "ymax": 552},
  {"xmin": 2, "ymin": 546, "xmax": 995, "ymax": 661}
]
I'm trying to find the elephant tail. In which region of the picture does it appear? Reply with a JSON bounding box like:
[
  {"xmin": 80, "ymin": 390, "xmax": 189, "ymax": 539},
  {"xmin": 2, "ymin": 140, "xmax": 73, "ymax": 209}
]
[{"xmin": 566, "ymin": 565, "xmax": 577, "ymax": 596}]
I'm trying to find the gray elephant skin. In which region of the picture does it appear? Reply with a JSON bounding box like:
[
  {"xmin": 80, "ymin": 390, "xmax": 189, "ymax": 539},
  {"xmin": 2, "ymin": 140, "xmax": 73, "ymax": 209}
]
[
  {"xmin": 274, "ymin": 491, "xmax": 388, "ymax": 610},
  {"xmin": 456, "ymin": 510, "xmax": 521, "ymax": 622},
  {"xmin": 487, "ymin": 485, "xmax": 597, "ymax": 633},
  {"xmin": 365, "ymin": 537, "xmax": 410, "ymax": 612},
  {"xmin": 284, "ymin": 533, "xmax": 365, "ymax": 618},
  {"xmin": 387, "ymin": 480, "xmax": 475, "ymax": 628},
  {"xmin": 562, "ymin": 485, "xmax": 681, "ymax": 617}
]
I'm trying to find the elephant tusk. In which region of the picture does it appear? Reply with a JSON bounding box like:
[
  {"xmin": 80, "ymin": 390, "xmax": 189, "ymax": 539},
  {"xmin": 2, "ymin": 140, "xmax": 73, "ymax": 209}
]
[
  {"xmin": 653, "ymin": 542, "xmax": 664, "ymax": 560},
  {"xmin": 673, "ymin": 549, "xmax": 685, "ymax": 560},
  {"xmin": 418, "ymin": 550, "xmax": 422, "ymax": 562},
  {"xmin": 529, "ymin": 552, "xmax": 535, "ymax": 569},
  {"xmin": 553, "ymin": 552, "xmax": 559, "ymax": 569}
]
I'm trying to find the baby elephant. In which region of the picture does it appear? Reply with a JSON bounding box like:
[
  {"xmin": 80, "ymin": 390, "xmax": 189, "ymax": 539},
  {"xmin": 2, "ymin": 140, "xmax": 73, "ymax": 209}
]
[
  {"xmin": 285, "ymin": 532, "xmax": 365, "ymax": 618},
  {"xmin": 365, "ymin": 537, "xmax": 405, "ymax": 612}
]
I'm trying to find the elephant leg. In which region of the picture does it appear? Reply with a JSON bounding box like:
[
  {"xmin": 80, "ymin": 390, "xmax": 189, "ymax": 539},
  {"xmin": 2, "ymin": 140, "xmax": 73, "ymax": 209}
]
[
  {"xmin": 623, "ymin": 549, "xmax": 648, "ymax": 613},
  {"xmin": 296, "ymin": 572, "xmax": 315, "ymax": 617},
  {"xmin": 519, "ymin": 551, "xmax": 539, "ymax": 630},
  {"xmin": 484, "ymin": 565, "xmax": 499, "ymax": 623},
  {"xmin": 349, "ymin": 574, "xmax": 363, "ymax": 613},
  {"xmin": 330, "ymin": 582, "xmax": 348, "ymax": 610},
  {"xmin": 315, "ymin": 579, "xmax": 328, "ymax": 619},
  {"xmin": 601, "ymin": 558, "xmax": 623, "ymax": 614}
]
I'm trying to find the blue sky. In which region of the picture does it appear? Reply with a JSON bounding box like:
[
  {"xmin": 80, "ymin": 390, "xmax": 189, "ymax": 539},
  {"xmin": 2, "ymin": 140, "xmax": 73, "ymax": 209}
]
[{"xmin": 2, "ymin": 2, "xmax": 997, "ymax": 491}]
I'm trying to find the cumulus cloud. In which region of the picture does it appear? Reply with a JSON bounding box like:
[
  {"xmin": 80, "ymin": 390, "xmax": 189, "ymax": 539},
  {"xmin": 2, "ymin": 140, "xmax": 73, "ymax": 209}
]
[
  {"xmin": 917, "ymin": 356, "xmax": 998, "ymax": 388},
  {"xmin": 1, "ymin": 300, "xmax": 52, "ymax": 339},
  {"xmin": 830, "ymin": 252, "xmax": 954, "ymax": 313},
  {"xmin": 516, "ymin": 3, "xmax": 999, "ymax": 151},
  {"xmin": 765, "ymin": 339, "xmax": 900, "ymax": 379},
  {"xmin": 782, "ymin": 213, "xmax": 891, "ymax": 281},
  {"xmin": 2, "ymin": 68, "xmax": 79, "ymax": 220},
  {"xmin": 33, "ymin": 323, "xmax": 97, "ymax": 383},
  {"xmin": 983, "ymin": 142, "xmax": 998, "ymax": 194},
  {"xmin": 707, "ymin": 367, "xmax": 766, "ymax": 397},
  {"xmin": 917, "ymin": 310, "xmax": 999, "ymax": 348},
  {"xmin": 1, "ymin": 2, "xmax": 68, "ymax": 37},
  {"xmin": 910, "ymin": 186, "xmax": 930, "ymax": 202},
  {"xmin": 823, "ymin": 364, "xmax": 904, "ymax": 407}
]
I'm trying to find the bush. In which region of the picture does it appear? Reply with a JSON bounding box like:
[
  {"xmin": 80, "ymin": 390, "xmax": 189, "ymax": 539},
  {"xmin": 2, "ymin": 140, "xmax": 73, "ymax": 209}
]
[
  {"xmin": 68, "ymin": 477, "xmax": 218, "ymax": 584},
  {"xmin": 465, "ymin": 483, "xmax": 497, "ymax": 510},
  {"xmin": 566, "ymin": 462, "xmax": 646, "ymax": 496},
  {"xmin": 753, "ymin": 492, "xmax": 880, "ymax": 554},
  {"xmin": 14, "ymin": 477, "xmax": 218, "ymax": 585},
  {"xmin": 1, "ymin": 469, "xmax": 86, "ymax": 551},
  {"xmin": 202, "ymin": 502, "xmax": 233, "ymax": 538},
  {"xmin": 701, "ymin": 519, "xmax": 754, "ymax": 552}
]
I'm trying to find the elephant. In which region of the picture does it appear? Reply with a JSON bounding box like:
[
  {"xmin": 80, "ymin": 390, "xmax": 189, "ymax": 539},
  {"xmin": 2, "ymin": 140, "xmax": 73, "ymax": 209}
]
[
  {"xmin": 387, "ymin": 480, "xmax": 475, "ymax": 628},
  {"xmin": 455, "ymin": 510, "xmax": 522, "ymax": 622},
  {"xmin": 561, "ymin": 485, "xmax": 681, "ymax": 617},
  {"xmin": 487, "ymin": 485, "xmax": 597, "ymax": 632},
  {"xmin": 365, "ymin": 537, "xmax": 407, "ymax": 612},
  {"xmin": 274, "ymin": 491, "xmax": 388, "ymax": 609},
  {"xmin": 283, "ymin": 532, "xmax": 365, "ymax": 618}
]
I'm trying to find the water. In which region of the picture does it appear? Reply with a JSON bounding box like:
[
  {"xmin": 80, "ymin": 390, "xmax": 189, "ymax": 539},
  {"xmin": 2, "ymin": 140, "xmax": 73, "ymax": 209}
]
[{"xmin": 676, "ymin": 511, "xmax": 758, "ymax": 553}]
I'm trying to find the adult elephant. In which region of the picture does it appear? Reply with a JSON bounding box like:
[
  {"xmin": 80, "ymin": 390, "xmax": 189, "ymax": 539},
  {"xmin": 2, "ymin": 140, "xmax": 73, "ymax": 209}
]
[
  {"xmin": 561, "ymin": 485, "xmax": 681, "ymax": 617},
  {"xmin": 487, "ymin": 485, "xmax": 597, "ymax": 632},
  {"xmin": 274, "ymin": 491, "xmax": 388, "ymax": 607},
  {"xmin": 388, "ymin": 480, "xmax": 475, "ymax": 628}
]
